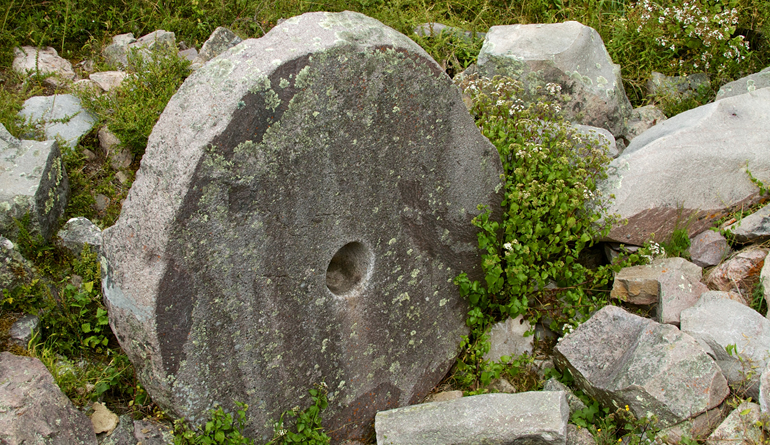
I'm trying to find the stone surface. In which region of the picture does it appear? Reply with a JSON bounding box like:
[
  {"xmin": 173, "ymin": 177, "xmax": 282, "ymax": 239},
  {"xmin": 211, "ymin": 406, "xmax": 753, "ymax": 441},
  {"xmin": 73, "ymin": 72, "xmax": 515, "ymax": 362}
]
[
  {"xmin": 761, "ymin": 363, "xmax": 770, "ymax": 413},
  {"xmin": 423, "ymin": 390, "xmax": 463, "ymax": 403},
  {"xmin": 726, "ymin": 204, "xmax": 770, "ymax": 244},
  {"xmin": 553, "ymin": 305, "xmax": 728, "ymax": 428},
  {"xmin": 600, "ymin": 87, "xmax": 770, "ymax": 245},
  {"xmin": 706, "ymin": 402, "xmax": 761, "ymax": 445},
  {"xmin": 99, "ymin": 415, "xmax": 134, "ymax": 445},
  {"xmin": 705, "ymin": 248, "xmax": 767, "ymax": 295},
  {"xmin": 101, "ymin": 11, "xmax": 502, "ymax": 443},
  {"xmin": 103, "ymin": 33, "xmax": 137, "ymax": 67},
  {"xmin": 97, "ymin": 126, "xmax": 132, "ymax": 170},
  {"xmin": 20, "ymin": 94, "xmax": 97, "ymax": 147},
  {"xmin": 567, "ymin": 424, "xmax": 596, "ymax": 445},
  {"xmin": 132, "ymin": 418, "xmax": 173, "ymax": 445},
  {"xmin": 91, "ymin": 402, "xmax": 119, "ymax": 435},
  {"xmin": 179, "ymin": 47, "xmax": 198, "ymax": 61},
  {"xmin": 13, "ymin": 46, "xmax": 76, "ymax": 81},
  {"xmin": 610, "ymin": 256, "xmax": 708, "ymax": 324},
  {"xmin": 0, "ymin": 237, "xmax": 36, "ymax": 294},
  {"xmin": 763, "ymin": 255, "xmax": 770, "ymax": 317},
  {"xmin": 0, "ymin": 352, "xmax": 97, "ymax": 445},
  {"xmin": 58, "ymin": 217, "xmax": 102, "ymax": 256},
  {"xmin": 681, "ymin": 294, "xmax": 770, "ymax": 400},
  {"xmin": 690, "ymin": 230, "xmax": 731, "ymax": 268},
  {"xmin": 477, "ymin": 21, "xmax": 632, "ymax": 137},
  {"xmin": 89, "ymin": 71, "xmax": 128, "ymax": 92},
  {"xmin": 625, "ymin": 105, "xmax": 667, "ymax": 141},
  {"xmin": 9, "ymin": 314, "xmax": 40, "ymax": 348},
  {"xmin": 193, "ymin": 27, "xmax": 243, "ymax": 67},
  {"xmin": 716, "ymin": 66, "xmax": 770, "ymax": 100},
  {"xmin": 647, "ymin": 72, "xmax": 710, "ymax": 100},
  {"xmin": 658, "ymin": 407, "xmax": 725, "ymax": 443},
  {"xmin": 0, "ymin": 124, "xmax": 69, "ymax": 241},
  {"xmin": 375, "ymin": 391, "xmax": 569, "ymax": 445},
  {"xmin": 484, "ymin": 315, "xmax": 533, "ymax": 363},
  {"xmin": 544, "ymin": 377, "xmax": 587, "ymax": 414}
]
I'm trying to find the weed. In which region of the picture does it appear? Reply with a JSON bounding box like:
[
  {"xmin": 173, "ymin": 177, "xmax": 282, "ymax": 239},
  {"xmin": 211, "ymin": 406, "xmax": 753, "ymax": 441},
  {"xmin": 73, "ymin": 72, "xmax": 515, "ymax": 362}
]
[
  {"xmin": 174, "ymin": 402, "xmax": 254, "ymax": 445},
  {"xmin": 267, "ymin": 384, "xmax": 331, "ymax": 445},
  {"xmin": 662, "ymin": 227, "xmax": 691, "ymax": 259}
]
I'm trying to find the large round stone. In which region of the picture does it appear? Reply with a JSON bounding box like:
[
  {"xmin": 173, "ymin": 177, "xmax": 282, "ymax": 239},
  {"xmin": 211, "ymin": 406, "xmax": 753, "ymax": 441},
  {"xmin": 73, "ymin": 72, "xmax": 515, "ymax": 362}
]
[{"xmin": 101, "ymin": 11, "xmax": 502, "ymax": 442}]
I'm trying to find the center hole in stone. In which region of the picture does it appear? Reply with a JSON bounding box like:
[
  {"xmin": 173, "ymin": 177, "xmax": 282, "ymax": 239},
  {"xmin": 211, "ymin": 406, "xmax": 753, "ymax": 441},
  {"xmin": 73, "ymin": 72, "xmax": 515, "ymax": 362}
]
[{"xmin": 326, "ymin": 242, "xmax": 371, "ymax": 295}]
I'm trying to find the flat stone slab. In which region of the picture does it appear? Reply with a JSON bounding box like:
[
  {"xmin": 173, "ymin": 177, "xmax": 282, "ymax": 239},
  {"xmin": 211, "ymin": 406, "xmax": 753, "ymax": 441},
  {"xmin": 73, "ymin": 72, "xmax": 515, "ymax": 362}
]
[
  {"xmin": 101, "ymin": 11, "xmax": 502, "ymax": 443},
  {"xmin": 19, "ymin": 94, "xmax": 97, "ymax": 147},
  {"xmin": 706, "ymin": 402, "xmax": 761, "ymax": 445},
  {"xmin": 726, "ymin": 204, "xmax": 770, "ymax": 244},
  {"xmin": 0, "ymin": 124, "xmax": 69, "ymax": 241},
  {"xmin": 681, "ymin": 294, "xmax": 770, "ymax": 400},
  {"xmin": 600, "ymin": 87, "xmax": 770, "ymax": 245},
  {"xmin": 12, "ymin": 46, "xmax": 76, "ymax": 80},
  {"xmin": 375, "ymin": 392, "xmax": 569, "ymax": 445},
  {"xmin": 554, "ymin": 305, "xmax": 728, "ymax": 428}
]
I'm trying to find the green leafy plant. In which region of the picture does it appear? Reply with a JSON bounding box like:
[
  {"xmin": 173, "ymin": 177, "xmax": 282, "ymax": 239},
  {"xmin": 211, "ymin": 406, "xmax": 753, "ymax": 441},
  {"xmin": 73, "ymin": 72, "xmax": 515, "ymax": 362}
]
[
  {"xmin": 174, "ymin": 402, "xmax": 254, "ymax": 445},
  {"xmin": 267, "ymin": 384, "xmax": 331, "ymax": 445}
]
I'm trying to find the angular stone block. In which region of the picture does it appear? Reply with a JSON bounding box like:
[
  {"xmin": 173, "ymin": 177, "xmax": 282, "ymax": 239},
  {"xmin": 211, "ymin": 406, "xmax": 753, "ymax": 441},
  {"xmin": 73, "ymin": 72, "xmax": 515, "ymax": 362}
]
[
  {"xmin": 101, "ymin": 11, "xmax": 503, "ymax": 442},
  {"xmin": 375, "ymin": 392, "xmax": 568, "ymax": 445},
  {"xmin": 681, "ymin": 294, "xmax": 770, "ymax": 400},
  {"xmin": 601, "ymin": 87, "xmax": 770, "ymax": 245},
  {"xmin": 690, "ymin": 230, "xmax": 731, "ymax": 268},
  {"xmin": 725, "ymin": 204, "xmax": 770, "ymax": 244},
  {"xmin": 484, "ymin": 315, "xmax": 533, "ymax": 363},
  {"xmin": 12, "ymin": 46, "xmax": 76, "ymax": 81},
  {"xmin": 706, "ymin": 402, "xmax": 761, "ymax": 445},
  {"xmin": 193, "ymin": 27, "xmax": 243, "ymax": 68},
  {"xmin": 554, "ymin": 305, "xmax": 728, "ymax": 428},
  {"xmin": 20, "ymin": 94, "xmax": 97, "ymax": 147},
  {"xmin": 0, "ymin": 124, "xmax": 69, "ymax": 241},
  {"xmin": 705, "ymin": 248, "xmax": 767, "ymax": 295},
  {"xmin": 58, "ymin": 216, "xmax": 102, "ymax": 256},
  {"xmin": 477, "ymin": 21, "xmax": 632, "ymax": 137}
]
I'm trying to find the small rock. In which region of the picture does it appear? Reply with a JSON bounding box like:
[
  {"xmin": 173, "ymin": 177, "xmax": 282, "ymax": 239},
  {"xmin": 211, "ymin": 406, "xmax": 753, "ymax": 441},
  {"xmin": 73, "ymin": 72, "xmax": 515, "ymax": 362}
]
[
  {"xmin": 725, "ymin": 204, "xmax": 770, "ymax": 244},
  {"xmin": 9, "ymin": 315, "xmax": 40, "ymax": 348},
  {"xmin": 487, "ymin": 378, "xmax": 516, "ymax": 393},
  {"xmin": 567, "ymin": 424, "xmax": 596, "ymax": 445},
  {"xmin": 647, "ymin": 71, "xmax": 710, "ymax": 100},
  {"xmin": 12, "ymin": 46, "xmax": 76, "ymax": 81},
  {"xmin": 705, "ymin": 248, "xmax": 768, "ymax": 295},
  {"xmin": 681, "ymin": 293, "xmax": 770, "ymax": 400},
  {"xmin": 83, "ymin": 149, "xmax": 98, "ymax": 161},
  {"xmin": 0, "ymin": 236, "xmax": 36, "ymax": 293},
  {"xmin": 71, "ymin": 78, "xmax": 101, "ymax": 93},
  {"xmin": 424, "ymin": 390, "xmax": 463, "ymax": 403},
  {"xmin": 89, "ymin": 71, "xmax": 128, "ymax": 92},
  {"xmin": 133, "ymin": 418, "xmax": 173, "ymax": 445},
  {"xmin": 98, "ymin": 127, "xmax": 132, "ymax": 169},
  {"xmin": 573, "ymin": 124, "xmax": 620, "ymax": 158},
  {"xmin": 690, "ymin": 230, "xmax": 731, "ymax": 267},
  {"xmin": 194, "ymin": 27, "xmax": 242, "ymax": 66},
  {"xmin": 179, "ymin": 47, "xmax": 198, "ymax": 62},
  {"xmin": 19, "ymin": 94, "xmax": 97, "ymax": 147},
  {"xmin": 100, "ymin": 414, "xmax": 135, "ymax": 445},
  {"xmin": 625, "ymin": 105, "xmax": 667, "ymax": 141},
  {"xmin": 91, "ymin": 402, "xmax": 119, "ymax": 435},
  {"xmin": 103, "ymin": 33, "xmax": 137, "ymax": 67},
  {"xmin": 95, "ymin": 194, "xmax": 110, "ymax": 212},
  {"xmin": 543, "ymin": 378, "xmax": 587, "ymax": 414},
  {"xmin": 485, "ymin": 315, "xmax": 534, "ymax": 363},
  {"xmin": 375, "ymin": 392, "xmax": 569, "ymax": 445},
  {"xmin": 116, "ymin": 171, "xmax": 130, "ymax": 184},
  {"xmin": 706, "ymin": 402, "xmax": 761, "ymax": 445},
  {"xmin": 58, "ymin": 217, "xmax": 102, "ymax": 256}
]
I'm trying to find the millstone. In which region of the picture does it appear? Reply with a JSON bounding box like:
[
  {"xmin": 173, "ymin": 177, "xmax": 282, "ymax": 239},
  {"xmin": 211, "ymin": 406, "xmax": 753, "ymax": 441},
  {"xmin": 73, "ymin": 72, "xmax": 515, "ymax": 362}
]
[{"xmin": 101, "ymin": 11, "xmax": 502, "ymax": 442}]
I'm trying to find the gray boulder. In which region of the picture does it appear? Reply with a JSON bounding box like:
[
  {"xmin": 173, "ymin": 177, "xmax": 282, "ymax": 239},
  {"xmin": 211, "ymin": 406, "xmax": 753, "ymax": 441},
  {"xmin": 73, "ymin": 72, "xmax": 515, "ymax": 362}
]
[
  {"xmin": 477, "ymin": 21, "xmax": 632, "ymax": 137},
  {"xmin": 600, "ymin": 87, "xmax": 770, "ymax": 245},
  {"xmin": 725, "ymin": 203, "xmax": 770, "ymax": 244},
  {"xmin": 191, "ymin": 27, "xmax": 243, "ymax": 69},
  {"xmin": 375, "ymin": 391, "xmax": 569, "ymax": 445},
  {"xmin": 690, "ymin": 230, "xmax": 731, "ymax": 268},
  {"xmin": 0, "ymin": 352, "xmax": 97, "ymax": 445},
  {"xmin": 706, "ymin": 402, "xmax": 762, "ymax": 445},
  {"xmin": 0, "ymin": 124, "xmax": 69, "ymax": 241},
  {"xmin": 681, "ymin": 294, "xmax": 770, "ymax": 400},
  {"xmin": 13, "ymin": 46, "xmax": 76, "ymax": 81},
  {"xmin": 20, "ymin": 94, "xmax": 97, "ymax": 147},
  {"xmin": 103, "ymin": 30, "xmax": 175, "ymax": 68},
  {"xmin": 554, "ymin": 305, "xmax": 728, "ymax": 428},
  {"xmin": 89, "ymin": 71, "xmax": 128, "ymax": 92},
  {"xmin": 58, "ymin": 217, "xmax": 102, "ymax": 256},
  {"xmin": 717, "ymin": 66, "xmax": 770, "ymax": 100},
  {"xmin": 103, "ymin": 33, "xmax": 137, "ymax": 67},
  {"xmin": 101, "ymin": 11, "xmax": 502, "ymax": 443},
  {"xmin": 0, "ymin": 237, "xmax": 35, "ymax": 293},
  {"xmin": 573, "ymin": 124, "xmax": 620, "ymax": 158}
]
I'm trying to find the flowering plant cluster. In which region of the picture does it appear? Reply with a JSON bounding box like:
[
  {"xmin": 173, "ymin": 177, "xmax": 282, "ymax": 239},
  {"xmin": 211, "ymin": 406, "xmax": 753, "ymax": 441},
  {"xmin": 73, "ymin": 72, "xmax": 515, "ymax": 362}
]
[{"xmin": 630, "ymin": 0, "xmax": 749, "ymax": 74}]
